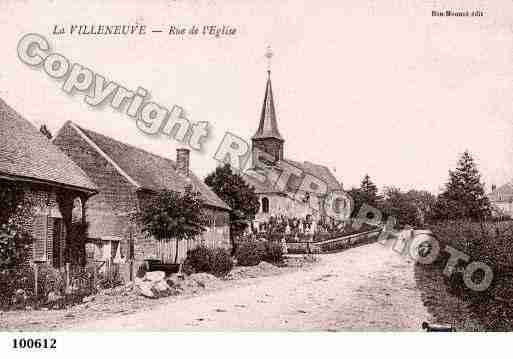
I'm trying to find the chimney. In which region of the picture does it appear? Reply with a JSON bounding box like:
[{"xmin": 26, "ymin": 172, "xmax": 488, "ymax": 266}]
[{"xmin": 176, "ymin": 148, "xmax": 190, "ymax": 177}]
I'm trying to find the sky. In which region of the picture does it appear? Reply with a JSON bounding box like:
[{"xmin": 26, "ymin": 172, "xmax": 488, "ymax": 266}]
[{"xmin": 1, "ymin": 0, "xmax": 512, "ymax": 194}]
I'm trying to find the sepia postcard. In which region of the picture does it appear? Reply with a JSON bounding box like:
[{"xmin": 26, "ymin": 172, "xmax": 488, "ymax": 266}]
[{"xmin": 0, "ymin": 0, "xmax": 512, "ymax": 357}]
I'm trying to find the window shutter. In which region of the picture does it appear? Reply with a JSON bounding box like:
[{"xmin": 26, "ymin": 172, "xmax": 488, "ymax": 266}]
[
  {"xmin": 46, "ymin": 217, "xmax": 53, "ymax": 263},
  {"xmin": 32, "ymin": 214, "xmax": 48, "ymax": 262}
]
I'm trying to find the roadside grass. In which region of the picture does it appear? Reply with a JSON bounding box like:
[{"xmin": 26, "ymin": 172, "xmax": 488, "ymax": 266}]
[{"xmin": 416, "ymin": 220, "xmax": 513, "ymax": 331}]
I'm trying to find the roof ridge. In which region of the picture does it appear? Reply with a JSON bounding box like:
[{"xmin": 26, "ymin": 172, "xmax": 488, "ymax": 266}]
[
  {"xmin": 65, "ymin": 122, "xmax": 230, "ymax": 210},
  {"xmin": 74, "ymin": 122, "xmax": 178, "ymax": 167},
  {"xmin": 303, "ymin": 161, "xmax": 341, "ymax": 184},
  {"xmin": 0, "ymin": 99, "xmax": 97, "ymax": 192},
  {"xmin": 68, "ymin": 122, "xmax": 141, "ymax": 188},
  {"xmin": 0, "ymin": 97, "xmax": 38, "ymax": 132},
  {"xmin": 283, "ymin": 157, "xmax": 341, "ymax": 190}
]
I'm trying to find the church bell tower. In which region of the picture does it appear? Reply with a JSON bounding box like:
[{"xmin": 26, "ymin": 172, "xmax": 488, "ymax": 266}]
[{"xmin": 252, "ymin": 46, "xmax": 284, "ymax": 166}]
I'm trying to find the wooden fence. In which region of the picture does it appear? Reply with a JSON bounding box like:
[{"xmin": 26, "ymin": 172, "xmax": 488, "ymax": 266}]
[{"xmin": 156, "ymin": 228, "xmax": 222, "ymax": 264}]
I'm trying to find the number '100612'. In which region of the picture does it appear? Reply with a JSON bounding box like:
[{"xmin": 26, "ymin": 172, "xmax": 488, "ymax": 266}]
[{"xmin": 12, "ymin": 338, "xmax": 56, "ymax": 349}]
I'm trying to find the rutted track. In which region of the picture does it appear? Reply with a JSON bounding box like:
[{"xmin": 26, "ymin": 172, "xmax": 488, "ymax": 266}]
[{"xmin": 71, "ymin": 241, "xmax": 431, "ymax": 331}]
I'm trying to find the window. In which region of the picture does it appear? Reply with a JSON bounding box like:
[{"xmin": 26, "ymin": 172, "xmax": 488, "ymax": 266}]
[
  {"xmin": 72, "ymin": 197, "xmax": 83, "ymax": 222},
  {"xmin": 32, "ymin": 214, "xmax": 47, "ymax": 262},
  {"xmin": 52, "ymin": 218, "xmax": 65, "ymax": 268},
  {"xmin": 262, "ymin": 197, "xmax": 269, "ymax": 213}
]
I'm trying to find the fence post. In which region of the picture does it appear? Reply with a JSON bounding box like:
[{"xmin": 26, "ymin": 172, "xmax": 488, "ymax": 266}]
[
  {"xmin": 92, "ymin": 264, "xmax": 97, "ymax": 292},
  {"xmin": 129, "ymin": 259, "xmax": 133, "ymax": 282},
  {"xmin": 107, "ymin": 258, "xmax": 112, "ymax": 282},
  {"xmin": 34, "ymin": 263, "xmax": 39, "ymax": 299},
  {"xmin": 65, "ymin": 262, "xmax": 70, "ymax": 291}
]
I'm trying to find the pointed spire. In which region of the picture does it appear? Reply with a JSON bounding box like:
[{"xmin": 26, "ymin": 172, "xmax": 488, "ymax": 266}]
[{"xmin": 252, "ymin": 46, "xmax": 283, "ymax": 141}]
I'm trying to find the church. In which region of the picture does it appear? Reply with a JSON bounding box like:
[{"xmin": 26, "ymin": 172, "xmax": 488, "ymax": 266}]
[{"xmin": 243, "ymin": 51, "xmax": 351, "ymax": 225}]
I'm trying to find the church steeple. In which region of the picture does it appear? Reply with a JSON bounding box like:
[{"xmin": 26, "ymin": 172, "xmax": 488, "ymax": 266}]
[
  {"xmin": 252, "ymin": 71, "xmax": 283, "ymax": 141},
  {"xmin": 252, "ymin": 46, "xmax": 284, "ymax": 164}
]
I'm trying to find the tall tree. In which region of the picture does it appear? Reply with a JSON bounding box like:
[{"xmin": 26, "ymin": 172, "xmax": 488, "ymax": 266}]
[
  {"xmin": 360, "ymin": 174, "xmax": 381, "ymax": 206},
  {"xmin": 347, "ymin": 175, "xmax": 382, "ymax": 217},
  {"xmin": 39, "ymin": 124, "xmax": 52, "ymax": 140},
  {"xmin": 137, "ymin": 189, "xmax": 206, "ymax": 263},
  {"xmin": 205, "ymin": 164, "xmax": 259, "ymax": 248},
  {"xmin": 433, "ymin": 151, "xmax": 491, "ymax": 221}
]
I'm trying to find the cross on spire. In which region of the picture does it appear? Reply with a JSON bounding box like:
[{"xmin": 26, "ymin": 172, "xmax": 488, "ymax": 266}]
[{"xmin": 265, "ymin": 45, "xmax": 273, "ymax": 77}]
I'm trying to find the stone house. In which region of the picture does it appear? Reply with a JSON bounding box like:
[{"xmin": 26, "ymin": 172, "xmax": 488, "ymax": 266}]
[
  {"xmin": 53, "ymin": 121, "xmax": 230, "ymax": 279},
  {"xmin": 487, "ymin": 183, "xmax": 513, "ymax": 218},
  {"xmin": 0, "ymin": 98, "xmax": 98, "ymax": 268},
  {"xmin": 243, "ymin": 71, "xmax": 351, "ymax": 225}
]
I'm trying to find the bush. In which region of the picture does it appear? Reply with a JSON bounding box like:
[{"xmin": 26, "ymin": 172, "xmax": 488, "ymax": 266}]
[
  {"xmin": 185, "ymin": 246, "xmax": 213, "ymax": 274},
  {"xmin": 427, "ymin": 220, "xmax": 513, "ymax": 330},
  {"xmin": 209, "ymin": 248, "xmax": 233, "ymax": 277},
  {"xmin": 0, "ymin": 266, "xmax": 34, "ymax": 308},
  {"xmin": 263, "ymin": 241, "xmax": 283, "ymax": 264},
  {"xmin": 184, "ymin": 246, "xmax": 234, "ymax": 277},
  {"xmin": 0, "ymin": 264, "xmax": 66, "ymax": 308},
  {"xmin": 235, "ymin": 239, "xmax": 266, "ymax": 266},
  {"xmin": 36, "ymin": 264, "xmax": 65, "ymax": 300}
]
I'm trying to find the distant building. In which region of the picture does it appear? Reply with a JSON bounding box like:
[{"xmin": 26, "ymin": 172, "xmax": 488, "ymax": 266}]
[
  {"xmin": 487, "ymin": 183, "xmax": 513, "ymax": 218},
  {"xmin": 0, "ymin": 98, "xmax": 97, "ymax": 268},
  {"xmin": 243, "ymin": 70, "xmax": 351, "ymax": 224},
  {"xmin": 53, "ymin": 122, "xmax": 230, "ymax": 279}
]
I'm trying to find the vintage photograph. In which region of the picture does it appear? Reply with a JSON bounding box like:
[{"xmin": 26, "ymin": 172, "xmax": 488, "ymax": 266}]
[{"xmin": 1, "ymin": 0, "xmax": 512, "ymax": 342}]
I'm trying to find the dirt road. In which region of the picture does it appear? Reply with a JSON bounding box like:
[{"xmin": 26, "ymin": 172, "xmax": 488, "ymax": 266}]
[{"xmin": 71, "ymin": 241, "xmax": 431, "ymax": 331}]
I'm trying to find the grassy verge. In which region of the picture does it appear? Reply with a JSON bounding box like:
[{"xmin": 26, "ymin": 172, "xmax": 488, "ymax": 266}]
[{"xmin": 418, "ymin": 220, "xmax": 513, "ymax": 331}]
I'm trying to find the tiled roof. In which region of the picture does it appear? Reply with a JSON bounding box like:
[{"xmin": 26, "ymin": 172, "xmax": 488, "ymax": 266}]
[
  {"xmin": 488, "ymin": 183, "xmax": 513, "ymax": 202},
  {"xmin": 0, "ymin": 98, "xmax": 97, "ymax": 192},
  {"xmin": 70, "ymin": 123, "xmax": 230, "ymax": 210},
  {"xmin": 252, "ymin": 74, "xmax": 283, "ymax": 141},
  {"xmin": 243, "ymin": 158, "xmax": 342, "ymax": 195},
  {"xmin": 285, "ymin": 159, "xmax": 341, "ymax": 191}
]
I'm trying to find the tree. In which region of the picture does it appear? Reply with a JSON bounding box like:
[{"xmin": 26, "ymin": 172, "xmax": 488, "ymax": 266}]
[
  {"xmin": 381, "ymin": 187, "xmax": 426, "ymax": 228},
  {"xmin": 406, "ymin": 189, "xmax": 437, "ymax": 225},
  {"xmin": 347, "ymin": 174, "xmax": 382, "ymax": 216},
  {"xmin": 360, "ymin": 174, "xmax": 379, "ymax": 206},
  {"xmin": 347, "ymin": 187, "xmax": 366, "ymax": 217},
  {"xmin": 39, "ymin": 124, "xmax": 52, "ymax": 140},
  {"xmin": 205, "ymin": 164, "xmax": 260, "ymax": 248},
  {"xmin": 432, "ymin": 151, "xmax": 491, "ymax": 221},
  {"xmin": 137, "ymin": 189, "xmax": 206, "ymax": 264},
  {"xmin": 0, "ymin": 180, "xmax": 34, "ymax": 269}
]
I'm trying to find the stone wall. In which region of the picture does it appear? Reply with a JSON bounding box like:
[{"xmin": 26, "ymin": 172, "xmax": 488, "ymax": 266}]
[
  {"xmin": 254, "ymin": 190, "xmax": 351, "ymax": 224},
  {"xmin": 255, "ymin": 193, "xmax": 318, "ymax": 222},
  {"xmin": 9, "ymin": 185, "xmax": 66, "ymax": 268}
]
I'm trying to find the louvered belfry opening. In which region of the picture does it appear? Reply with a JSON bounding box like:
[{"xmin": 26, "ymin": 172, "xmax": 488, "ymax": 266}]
[{"xmin": 176, "ymin": 148, "xmax": 190, "ymax": 177}]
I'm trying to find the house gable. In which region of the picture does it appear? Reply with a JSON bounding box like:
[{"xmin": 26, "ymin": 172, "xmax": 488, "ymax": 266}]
[{"xmin": 53, "ymin": 122, "xmax": 140, "ymax": 239}]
